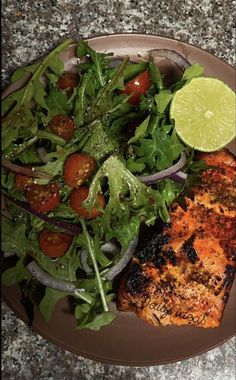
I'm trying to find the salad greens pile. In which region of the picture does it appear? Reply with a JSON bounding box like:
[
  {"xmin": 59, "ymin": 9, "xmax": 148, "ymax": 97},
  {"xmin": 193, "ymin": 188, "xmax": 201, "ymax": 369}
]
[{"xmin": 1, "ymin": 39, "xmax": 205, "ymax": 330}]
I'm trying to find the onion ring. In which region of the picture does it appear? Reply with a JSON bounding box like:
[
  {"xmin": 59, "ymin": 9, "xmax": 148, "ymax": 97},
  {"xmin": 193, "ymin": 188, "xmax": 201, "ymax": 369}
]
[
  {"xmin": 138, "ymin": 152, "xmax": 187, "ymax": 185},
  {"xmin": 149, "ymin": 49, "xmax": 190, "ymax": 71}
]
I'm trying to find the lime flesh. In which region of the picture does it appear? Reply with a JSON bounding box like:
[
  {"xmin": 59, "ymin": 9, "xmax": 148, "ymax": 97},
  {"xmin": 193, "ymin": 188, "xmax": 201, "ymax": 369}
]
[{"xmin": 170, "ymin": 77, "xmax": 236, "ymax": 152}]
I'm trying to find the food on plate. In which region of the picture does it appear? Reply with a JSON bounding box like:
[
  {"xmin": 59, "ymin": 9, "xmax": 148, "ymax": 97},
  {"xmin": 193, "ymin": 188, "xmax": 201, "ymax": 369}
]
[
  {"xmin": 1, "ymin": 38, "xmax": 235, "ymax": 331},
  {"xmin": 170, "ymin": 77, "xmax": 236, "ymax": 152},
  {"xmin": 117, "ymin": 149, "xmax": 236, "ymax": 328}
]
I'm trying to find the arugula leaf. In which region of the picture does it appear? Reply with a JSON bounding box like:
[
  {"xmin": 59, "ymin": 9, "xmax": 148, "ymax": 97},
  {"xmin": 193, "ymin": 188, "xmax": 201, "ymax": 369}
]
[
  {"xmin": 34, "ymin": 145, "xmax": 76, "ymax": 181},
  {"xmin": 2, "ymin": 259, "xmax": 29, "ymax": 286},
  {"xmin": 11, "ymin": 63, "xmax": 39, "ymax": 82},
  {"xmin": 17, "ymin": 147, "xmax": 42, "ymax": 165},
  {"xmin": 82, "ymin": 122, "xmax": 118, "ymax": 162},
  {"xmin": 84, "ymin": 155, "xmax": 164, "ymax": 230},
  {"xmin": 39, "ymin": 288, "xmax": 72, "ymax": 321},
  {"xmin": 73, "ymin": 73, "xmax": 92, "ymax": 126},
  {"xmin": 123, "ymin": 61, "xmax": 148, "ymax": 81},
  {"xmin": 1, "ymin": 217, "xmax": 31, "ymax": 258},
  {"xmin": 105, "ymin": 214, "xmax": 140, "ymax": 256},
  {"xmin": 134, "ymin": 125, "xmax": 184, "ymax": 172},
  {"xmin": 149, "ymin": 61, "xmax": 164, "ymax": 90},
  {"xmin": 128, "ymin": 115, "xmax": 150, "ymax": 144},
  {"xmin": 182, "ymin": 63, "xmax": 204, "ymax": 80},
  {"xmin": 155, "ymin": 90, "xmax": 173, "ymax": 114},
  {"xmin": 77, "ymin": 40, "xmax": 108, "ymax": 86},
  {"xmin": 87, "ymin": 58, "xmax": 129, "ymax": 123},
  {"xmin": 76, "ymin": 311, "xmax": 115, "ymax": 331},
  {"xmin": 46, "ymin": 86, "xmax": 73, "ymax": 114},
  {"xmin": 34, "ymin": 244, "xmax": 80, "ymax": 281}
]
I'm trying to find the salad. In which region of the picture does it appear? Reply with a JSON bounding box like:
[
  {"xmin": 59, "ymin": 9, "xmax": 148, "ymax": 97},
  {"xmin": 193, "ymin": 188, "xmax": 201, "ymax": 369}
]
[{"xmin": 1, "ymin": 38, "xmax": 227, "ymax": 330}]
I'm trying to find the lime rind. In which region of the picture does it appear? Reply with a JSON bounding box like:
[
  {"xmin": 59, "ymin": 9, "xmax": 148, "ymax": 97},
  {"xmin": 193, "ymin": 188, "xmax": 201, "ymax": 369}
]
[{"xmin": 170, "ymin": 77, "xmax": 236, "ymax": 152}]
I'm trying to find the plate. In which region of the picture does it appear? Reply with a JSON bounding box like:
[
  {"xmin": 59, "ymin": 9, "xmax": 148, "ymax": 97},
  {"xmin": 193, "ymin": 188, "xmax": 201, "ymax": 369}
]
[{"xmin": 2, "ymin": 33, "xmax": 236, "ymax": 366}]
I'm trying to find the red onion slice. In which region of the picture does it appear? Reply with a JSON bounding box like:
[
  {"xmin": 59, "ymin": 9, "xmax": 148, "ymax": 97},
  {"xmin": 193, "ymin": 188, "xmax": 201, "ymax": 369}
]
[
  {"xmin": 26, "ymin": 261, "xmax": 93, "ymax": 304},
  {"xmin": 80, "ymin": 241, "xmax": 120, "ymax": 274},
  {"xmin": 80, "ymin": 249, "xmax": 93, "ymax": 274},
  {"xmin": 149, "ymin": 49, "xmax": 190, "ymax": 71},
  {"xmin": 2, "ymin": 157, "xmax": 51, "ymax": 179},
  {"xmin": 138, "ymin": 152, "xmax": 187, "ymax": 185},
  {"xmin": 27, "ymin": 261, "xmax": 79, "ymax": 292},
  {"xmin": 170, "ymin": 171, "xmax": 188, "ymax": 182},
  {"xmin": 2, "ymin": 192, "xmax": 81, "ymax": 235},
  {"xmin": 105, "ymin": 236, "xmax": 138, "ymax": 281}
]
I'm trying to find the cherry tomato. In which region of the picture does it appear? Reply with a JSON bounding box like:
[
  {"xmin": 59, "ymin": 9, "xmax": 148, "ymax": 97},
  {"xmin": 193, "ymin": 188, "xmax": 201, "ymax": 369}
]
[
  {"xmin": 25, "ymin": 183, "xmax": 60, "ymax": 213},
  {"xmin": 39, "ymin": 228, "xmax": 73, "ymax": 258},
  {"xmin": 69, "ymin": 185, "xmax": 105, "ymax": 219},
  {"xmin": 58, "ymin": 72, "xmax": 80, "ymax": 96},
  {"xmin": 15, "ymin": 173, "xmax": 34, "ymax": 190},
  {"xmin": 120, "ymin": 70, "xmax": 151, "ymax": 105},
  {"xmin": 63, "ymin": 153, "xmax": 96, "ymax": 188},
  {"xmin": 48, "ymin": 114, "xmax": 75, "ymax": 141}
]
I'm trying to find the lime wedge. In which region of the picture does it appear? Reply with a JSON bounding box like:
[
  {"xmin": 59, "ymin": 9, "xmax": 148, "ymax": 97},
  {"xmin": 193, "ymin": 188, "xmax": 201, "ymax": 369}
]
[{"xmin": 170, "ymin": 77, "xmax": 236, "ymax": 152}]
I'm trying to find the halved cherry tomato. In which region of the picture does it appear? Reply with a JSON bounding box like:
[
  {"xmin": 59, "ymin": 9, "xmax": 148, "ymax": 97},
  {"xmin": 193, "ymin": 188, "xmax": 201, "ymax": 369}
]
[
  {"xmin": 25, "ymin": 183, "xmax": 60, "ymax": 213},
  {"xmin": 69, "ymin": 185, "xmax": 105, "ymax": 219},
  {"xmin": 48, "ymin": 114, "xmax": 75, "ymax": 141},
  {"xmin": 58, "ymin": 72, "xmax": 80, "ymax": 96},
  {"xmin": 120, "ymin": 70, "xmax": 151, "ymax": 105},
  {"xmin": 39, "ymin": 228, "xmax": 73, "ymax": 258},
  {"xmin": 15, "ymin": 173, "xmax": 34, "ymax": 190},
  {"xmin": 63, "ymin": 153, "xmax": 96, "ymax": 188}
]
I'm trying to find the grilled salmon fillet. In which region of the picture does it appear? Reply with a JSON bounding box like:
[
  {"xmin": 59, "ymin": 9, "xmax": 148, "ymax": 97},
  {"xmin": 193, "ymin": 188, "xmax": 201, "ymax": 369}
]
[{"xmin": 117, "ymin": 149, "xmax": 236, "ymax": 328}]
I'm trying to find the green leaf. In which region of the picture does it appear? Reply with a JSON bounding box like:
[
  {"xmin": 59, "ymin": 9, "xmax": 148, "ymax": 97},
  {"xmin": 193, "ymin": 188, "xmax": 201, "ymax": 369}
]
[
  {"xmin": 155, "ymin": 90, "xmax": 173, "ymax": 113},
  {"xmin": 88, "ymin": 57, "xmax": 129, "ymax": 122},
  {"xmin": 73, "ymin": 73, "xmax": 95, "ymax": 126},
  {"xmin": 17, "ymin": 148, "xmax": 42, "ymax": 165},
  {"xmin": 76, "ymin": 40, "xmax": 107, "ymax": 86},
  {"xmin": 32, "ymin": 78, "xmax": 48, "ymax": 109},
  {"xmin": 33, "ymin": 145, "xmax": 76, "ymax": 180},
  {"xmin": 76, "ymin": 311, "xmax": 115, "ymax": 331},
  {"xmin": 1, "ymin": 217, "xmax": 31, "ymax": 258},
  {"xmin": 128, "ymin": 115, "xmax": 150, "ymax": 144},
  {"xmin": 182, "ymin": 64, "xmax": 204, "ymax": 80},
  {"xmin": 39, "ymin": 288, "xmax": 71, "ymax": 321},
  {"xmin": 46, "ymin": 86, "xmax": 73, "ymax": 114},
  {"xmin": 34, "ymin": 243, "xmax": 80, "ymax": 281},
  {"xmin": 124, "ymin": 61, "xmax": 148, "ymax": 81},
  {"xmin": 149, "ymin": 61, "xmax": 164, "ymax": 90},
  {"xmin": 47, "ymin": 53, "xmax": 64, "ymax": 75},
  {"xmin": 85, "ymin": 155, "xmax": 162, "ymax": 230},
  {"xmin": 134, "ymin": 125, "xmax": 184, "ymax": 171},
  {"xmin": 2, "ymin": 259, "xmax": 29, "ymax": 286},
  {"xmin": 82, "ymin": 122, "xmax": 117, "ymax": 162},
  {"xmin": 11, "ymin": 63, "xmax": 39, "ymax": 82}
]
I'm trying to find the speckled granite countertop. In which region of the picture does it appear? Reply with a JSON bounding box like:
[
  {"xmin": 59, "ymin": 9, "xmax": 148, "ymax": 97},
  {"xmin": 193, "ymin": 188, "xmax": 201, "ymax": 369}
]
[{"xmin": 1, "ymin": 0, "xmax": 236, "ymax": 379}]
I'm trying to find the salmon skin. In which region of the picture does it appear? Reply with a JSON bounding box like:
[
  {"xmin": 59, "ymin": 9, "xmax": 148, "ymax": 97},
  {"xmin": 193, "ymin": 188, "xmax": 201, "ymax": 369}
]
[{"xmin": 117, "ymin": 149, "xmax": 236, "ymax": 328}]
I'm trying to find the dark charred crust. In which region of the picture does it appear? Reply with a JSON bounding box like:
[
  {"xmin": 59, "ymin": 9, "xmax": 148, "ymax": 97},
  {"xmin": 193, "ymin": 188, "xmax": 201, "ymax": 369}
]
[
  {"xmin": 155, "ymin": 255, "xmax": 166, "ymax": 269},
  {"xmin": 125, "ymin": 263, "xmax": 150, "ymax": 296},
  {"xmin": 163, "ymin": 248, "xmax": 177, "ymax": 266},
  {"xmin": 134, "ymin": 234, "xmax": 170, "ymax": 264},
  {"xmin": 223, "ymin": 264, "xmax": 235, "ymax": 288},
  {"xmin": 182, "ymin": 235, "xmax": 199, "ymax": 263},
  {"xmin": 190, "ymin": 271, "xmax": 211, "ymax": 286}
]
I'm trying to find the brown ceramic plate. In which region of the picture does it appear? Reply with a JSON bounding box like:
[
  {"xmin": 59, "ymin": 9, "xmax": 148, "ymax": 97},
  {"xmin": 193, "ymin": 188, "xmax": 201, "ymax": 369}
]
[{"xmin": 2, "ymin": 34, "xmax": 236, "ymax": 366}]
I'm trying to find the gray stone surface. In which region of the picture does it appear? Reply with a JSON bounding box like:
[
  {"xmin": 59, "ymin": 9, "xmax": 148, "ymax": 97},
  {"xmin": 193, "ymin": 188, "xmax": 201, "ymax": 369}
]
[{"xmin": 1, "ymin": 0, "xmax": 236, "ymax": 379}]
